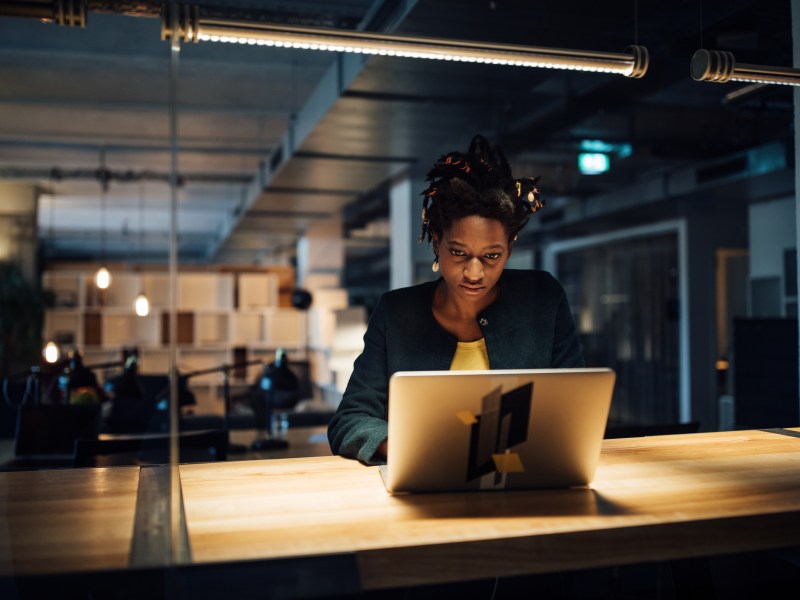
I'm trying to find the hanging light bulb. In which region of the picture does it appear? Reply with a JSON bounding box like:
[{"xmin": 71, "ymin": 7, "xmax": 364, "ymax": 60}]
[
  {"xmin": 95, "ymin": 265, "xmax": 111, "ymax": 289},
  {"xmin": 96, "ymin": 147, "xmax": 111, "ymax": 290},
  {"xmin": 135, "ymin": 291, "xmax": 150, "ymax": 317},
  {"xmin": 134, "ymin": 181, "xmax": 150, "ymax": 317},
  {"xmin": 43, "ymin": 340, "xmax": 60, "ymax": 364}
]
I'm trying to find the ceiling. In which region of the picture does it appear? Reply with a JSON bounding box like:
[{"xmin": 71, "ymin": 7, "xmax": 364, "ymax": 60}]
[{"xmin": 0, "ymin": 0, "xmax": 795, "ymax": 267}]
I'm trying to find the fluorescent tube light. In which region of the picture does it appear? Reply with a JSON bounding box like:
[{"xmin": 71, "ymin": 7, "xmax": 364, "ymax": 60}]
[
  {"xmin": 163, "ymin": 10, "xmax": 648, "ymax": 78},
  {"xmin": 691, "ymin": 49, "xmax": 800, "ymax": 87}
]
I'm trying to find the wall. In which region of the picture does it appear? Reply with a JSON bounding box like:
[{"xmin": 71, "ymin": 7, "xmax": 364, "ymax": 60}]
[
  {"xmin": 748, "ymin": 197, "xmax": 797, "ymax": 316},
  {"xmin": 296, "ymin": 216, "xmax": 344, "ymax": 289},
  {"xmin": 686, "ymin": 200, "xmax": 748, "ymax": 432}
]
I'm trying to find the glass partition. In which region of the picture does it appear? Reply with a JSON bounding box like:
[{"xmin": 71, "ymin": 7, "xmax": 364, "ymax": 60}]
[{"xmin": 548, "ymin": 224, "xmax": 686, "ymax": 428}]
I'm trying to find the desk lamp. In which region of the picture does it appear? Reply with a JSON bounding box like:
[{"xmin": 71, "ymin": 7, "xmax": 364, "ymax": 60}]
[{"xmin": 251, "ymin": 349, "xmax": 298, "ymax": 450}]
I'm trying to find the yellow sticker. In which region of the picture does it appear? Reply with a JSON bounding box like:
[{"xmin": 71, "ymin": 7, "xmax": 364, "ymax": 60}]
[
  {"xmin": 492, "ymin": 452, "xmax": 525, "ymax": 473},
  {"xmin": 455, "ymin": 410, "xmax": 477, "ymax": 425}
]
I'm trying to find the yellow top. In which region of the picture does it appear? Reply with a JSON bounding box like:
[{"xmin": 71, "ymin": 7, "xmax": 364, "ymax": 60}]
[{"xmin": 449, "ymin": 338, "xmax": 490, "ymax": 370}]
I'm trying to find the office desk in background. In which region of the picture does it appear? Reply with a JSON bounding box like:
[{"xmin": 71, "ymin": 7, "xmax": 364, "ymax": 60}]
[
  {"xmin": 1, "ymin": 429, "xmax": 799, "ymax": 597},
  {"xmin": 0, "ymin": 426, "xmax": 332, "ymax": 469}
]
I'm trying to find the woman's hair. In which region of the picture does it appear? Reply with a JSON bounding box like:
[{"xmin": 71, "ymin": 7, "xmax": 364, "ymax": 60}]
[{"xmin": 419, "ymin": 134, "xmax": 543, "ymax": 243}]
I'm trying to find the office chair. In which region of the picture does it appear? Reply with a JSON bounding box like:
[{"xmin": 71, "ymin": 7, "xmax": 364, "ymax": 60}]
[{"xmin": 1, "ymin": 404, "xmax": 101, "ymax": 470}]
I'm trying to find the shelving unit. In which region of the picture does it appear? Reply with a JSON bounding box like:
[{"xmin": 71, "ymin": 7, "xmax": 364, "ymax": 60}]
[
  {"xmin": 42, "ymin": 269, "xmax": 305, "ymax": 415},
  {"xmin": 232, "ymin": 311, "xmax": 265, "ymax": 345}
]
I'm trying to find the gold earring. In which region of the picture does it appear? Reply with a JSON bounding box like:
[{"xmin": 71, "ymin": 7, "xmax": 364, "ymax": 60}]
[{"xmin": 432, "ymin": 256, "xmax": 440, "ymax": 273}]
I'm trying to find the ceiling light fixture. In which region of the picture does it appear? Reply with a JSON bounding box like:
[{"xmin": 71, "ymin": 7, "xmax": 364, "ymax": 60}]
[
  {"xmin": 691, "ymin": 49, "xmax": 800, "ymax": 87},
  {"xmin": 161, "ymin": 7, "xmax": 648, "ymax": 78}
]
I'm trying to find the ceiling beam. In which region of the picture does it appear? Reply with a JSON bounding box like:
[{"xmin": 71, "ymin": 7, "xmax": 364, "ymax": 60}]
[
  {"xmin": 209, "ymin": 0, "xmax": 421, "ymax": 262},
  {"xmin": 0, "ymin": 165, "xmax": 251, "ymax": 185},
  {"xmin": 0, "ymin": 138, "xmax": 273, "ymax": 156},
  {"xmin": 0, "ymin": 97, "xmax": 288, "ymax": 117},
  {"xmin": 294, "ymin": 150, "xmax": 417, "ymax": 163}
]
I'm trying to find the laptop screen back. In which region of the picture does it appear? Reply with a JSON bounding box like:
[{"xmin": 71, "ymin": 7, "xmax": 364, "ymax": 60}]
[{"xmin": 385, "ymin": 368, "xmax": 615, "ymax": 494}]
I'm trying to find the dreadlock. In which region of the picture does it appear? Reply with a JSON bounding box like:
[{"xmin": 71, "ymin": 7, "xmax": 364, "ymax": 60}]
[{"xmin": 419, "ymin": 134, "xmax": 543, "ymax": 244}]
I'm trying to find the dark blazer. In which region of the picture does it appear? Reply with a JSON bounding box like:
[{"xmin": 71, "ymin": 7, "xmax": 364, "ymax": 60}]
[{"xmin": 327, "ymin": 269, "xmax": 584, "ymax": 464}]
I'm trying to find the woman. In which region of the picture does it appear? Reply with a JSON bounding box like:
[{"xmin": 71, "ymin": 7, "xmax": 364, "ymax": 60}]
[{"xmin": 328, "ymin": 134, "xmax": 584, "ymax": 464}]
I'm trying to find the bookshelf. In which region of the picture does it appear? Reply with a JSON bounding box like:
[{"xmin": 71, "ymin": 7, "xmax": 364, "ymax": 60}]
[{"xmin": 42, "ymin": 269, "xmax": 305, "ymax": 415}]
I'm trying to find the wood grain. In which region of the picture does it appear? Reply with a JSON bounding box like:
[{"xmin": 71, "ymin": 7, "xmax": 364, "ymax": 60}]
[
  {"xmin": 178, "ymin": 430, "xmax": 800, "ymax": 590},
  {"xmin": 0, "ymin": 466, "xmax": 140, "ymax": 576}
]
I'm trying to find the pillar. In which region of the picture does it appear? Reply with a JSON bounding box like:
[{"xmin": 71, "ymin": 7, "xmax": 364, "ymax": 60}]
[{"xmin": 0, "ymin": 182, "xmax": 38, "ymax": 284}]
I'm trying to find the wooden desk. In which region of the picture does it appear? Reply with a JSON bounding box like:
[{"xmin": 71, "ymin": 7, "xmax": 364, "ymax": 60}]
[
  {"xmin": 1, "ymin": 429, "xmax": 799, "ymax": 597},
  {"xmin": 179, "ymin": 429, "xmax": 800, "ymax": 591},
  {"xmin": 0, "ymin": 466, "xmax": 140, "ymax": 577}
]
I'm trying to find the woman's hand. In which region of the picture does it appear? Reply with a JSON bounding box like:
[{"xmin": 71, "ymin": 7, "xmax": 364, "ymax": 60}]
[{"xmin": 376, "ymin": 439, "xmax": 388, "ymax": 459}]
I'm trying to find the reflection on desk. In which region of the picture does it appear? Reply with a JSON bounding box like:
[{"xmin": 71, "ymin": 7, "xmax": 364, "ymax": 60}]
[{"xmin": 229, "ymin": 426, "xmax": 331, "ymax": 460}]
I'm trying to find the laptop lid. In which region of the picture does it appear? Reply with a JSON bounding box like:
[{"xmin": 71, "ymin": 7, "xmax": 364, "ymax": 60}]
[
  {"xmin": 384, "ymin": 368, "xmax": 615, "ymax": 494},
  {"xmin": 14, "ymin": 404, "xmax": 101, "ymax": 460}
]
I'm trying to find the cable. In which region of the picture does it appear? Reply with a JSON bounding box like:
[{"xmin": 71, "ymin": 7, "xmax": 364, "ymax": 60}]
[
  {"xmin": 489, "ymin": 576, "xmax": 500, "ymax": 600},
  {"xmin": 2, "ymin": 374, "xmax": 35, "ymax": 408}
]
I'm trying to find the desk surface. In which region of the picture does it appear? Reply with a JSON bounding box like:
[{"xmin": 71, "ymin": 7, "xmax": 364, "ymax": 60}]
[
  {"xmin": 2, "ymin": 429, "xmax": 799, "ymax": 593},
  {"xmin": 0, "ymin": 466, "xmax": 140, "ymax": 577},
  {"xmin": 179, "ymin": 429, "xmax": 800, "ymax": 589}
]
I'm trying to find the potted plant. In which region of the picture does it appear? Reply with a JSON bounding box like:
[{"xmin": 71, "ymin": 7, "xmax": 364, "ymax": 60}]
[{"xmin": 0, "ymin": 262, "xmax": 48, "ymax": 377}]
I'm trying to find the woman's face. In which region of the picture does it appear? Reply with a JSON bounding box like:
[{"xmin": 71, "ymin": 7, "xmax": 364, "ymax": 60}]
[{"xmin": 433, "ymin": 215, "xmax": 512, "ymax": 304}]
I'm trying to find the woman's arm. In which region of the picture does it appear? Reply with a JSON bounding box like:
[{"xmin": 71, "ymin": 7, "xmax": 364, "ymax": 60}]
[{"xmin": 327, "ymin": 297, "xmax": 391, "ymax": 464}]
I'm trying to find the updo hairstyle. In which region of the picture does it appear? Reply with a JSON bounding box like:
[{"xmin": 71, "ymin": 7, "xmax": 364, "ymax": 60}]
[{"xmin": 419, "ymin": 134, "xmax": 543, "ymax": 244}]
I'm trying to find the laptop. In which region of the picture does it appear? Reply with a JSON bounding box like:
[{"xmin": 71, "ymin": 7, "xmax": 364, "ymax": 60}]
[
  {"xmin": 5, "ymin": 404, "xmax": 101, "ymax": 469},
  {"xmin": 381, "ymin": 368, "xmax": 615, "ymax": 494}
]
